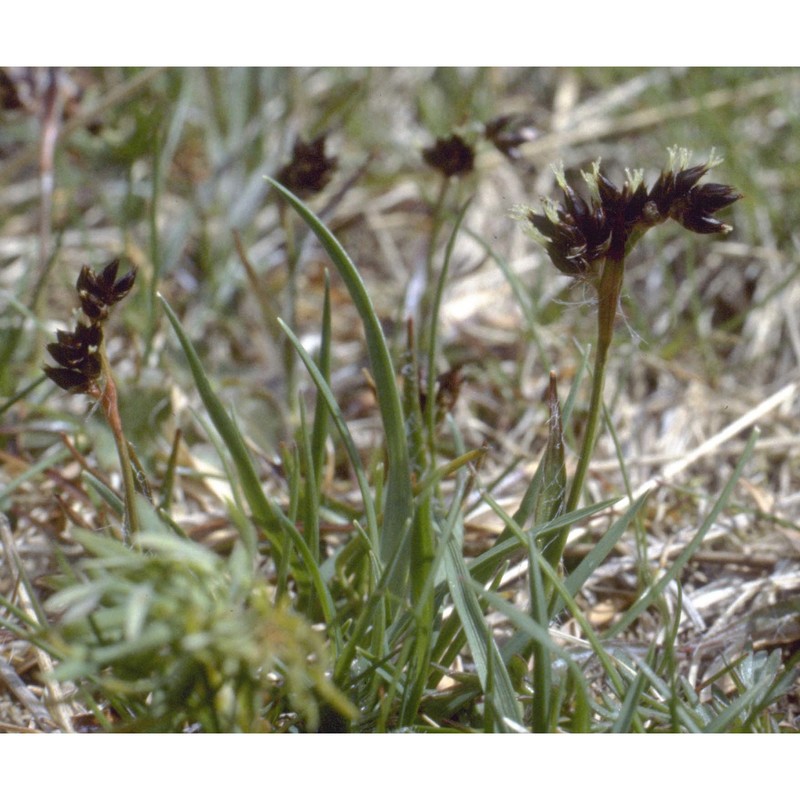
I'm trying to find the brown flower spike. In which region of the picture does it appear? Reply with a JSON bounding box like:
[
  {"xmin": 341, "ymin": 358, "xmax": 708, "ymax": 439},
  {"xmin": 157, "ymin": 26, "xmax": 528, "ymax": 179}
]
[
  {"xmin": 518, "ymin": 147, "xmax": 742, "ymax": 278},
  {"xmin": 276, "ymin": 135, "xmax": 337, "ymax": 199},
  {"xmin": 44, "ymin": 322, "xmax": 103, "ymax": 394},
  {"xmin": 45, "ymin": 257, "xmax": 140, "ymax": 539},
  {"xmin": 484, "ymin": 114, "xmax": 538, "ymax": 161},
  {"xmin": 422, "ymin": 134, "xmax": 475, "ymax": 178},
  {"xmin": 44, "ymin": 258, "xmax": 136, "ymax": 395},
  {"xmin": 77, "ymin": 258, "xmax": 136, "ymax": 322},
  {"xmin": 515, "ymin": 148, "xmax": 742, "ymax": 530}
]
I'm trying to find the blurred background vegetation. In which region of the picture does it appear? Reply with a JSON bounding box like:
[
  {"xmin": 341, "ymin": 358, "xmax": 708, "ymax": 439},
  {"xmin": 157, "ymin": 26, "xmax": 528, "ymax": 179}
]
[{"xmin": 3, "ymin": 68, "xmax": 798, "ymax": 483}]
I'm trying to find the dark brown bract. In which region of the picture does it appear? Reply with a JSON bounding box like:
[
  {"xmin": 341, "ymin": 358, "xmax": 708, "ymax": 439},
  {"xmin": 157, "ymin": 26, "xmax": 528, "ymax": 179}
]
[
  {"xmin": 44, "ymin": 323, "xmax": 103, "ymax": 394},
  {"xmin": 664, "ymin": 181, "xmax": 743, "ymax": 234}
]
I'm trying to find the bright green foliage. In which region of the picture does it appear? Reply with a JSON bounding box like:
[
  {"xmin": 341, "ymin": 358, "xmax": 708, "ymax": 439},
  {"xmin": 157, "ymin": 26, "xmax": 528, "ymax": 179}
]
[{"xmin": 45, "ymin": 530, "xmax": 356, "ymax": 732}]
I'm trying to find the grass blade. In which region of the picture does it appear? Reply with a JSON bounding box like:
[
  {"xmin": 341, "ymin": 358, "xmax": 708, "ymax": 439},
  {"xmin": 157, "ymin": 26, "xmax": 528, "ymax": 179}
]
[
  {"xmin": 266, "ymin": 178, "xmax": 413, "ymax": 590},
  {"xmin": 443, "ymin": 533, "xmax": 522, "ymax": 729},
  {"xmin": 467, "ymin": 576, "xmax": 593, "ymax": 731},
  {"xmin": 310, "ymin": 270, "xmax": 332, "ymax": 500},
  {"xmin": 159, "ymin": 292, "xmax": 276, "ymax": 561},
  {"xmin": 555, "ymin": 493, "xmax": 651, "ymax": 616},
  {"xmin": 278, "ymin": 318, "xmax": 380, "ymax": 552},
  {"xmin": 605, "ymin": 427, "xmax": 759, "ymax": 639}
]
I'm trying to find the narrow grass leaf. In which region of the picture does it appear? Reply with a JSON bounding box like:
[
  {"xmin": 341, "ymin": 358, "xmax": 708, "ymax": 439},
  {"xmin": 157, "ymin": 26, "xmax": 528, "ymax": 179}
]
[
  {"xmin": 484, "ymin": 353, "xmax": 589, "ymax": 558},
  {"xmin": 159, "ymin": 293, "xmax": 274, "ymax": 561},
  {"xmin": 703, "ymin": 650, "xmax": 783, "ymax": 733},
  {"xmin": 0, "ymin": 447, "xmax": 71, "ymax": 509},
  {"xmin": 412, "ymin": 447, "xmax": 486, "ymax": 501},
  {"xmin": 526, "ymin": 373, "xmax": 567, "ymax": 730},
  {"xmin": 481, "ymin": 490, "xmax": 630, "ymax": 704},
  {"xmin": 279, "ymin": 318, "xmax": 380, "ymax": 553},
  {"xmin": 554, "ymin": 493, "xmax": 650, "ymax": 617},
  {"xmin": 297, "ymin": 403, "xmax": 321, "ymax": 566},
  {"xmin": 625, "ymin": 655, "xmax": 703, "ymax": 732},
  {"xmin": 536, "ymin": 372, "xmax": 567, "ymax": 524},
  {"xmin": 467, "ymin": 576, "xmax": 593, "ymax": 729},
  {"xmin": 740, "ymin": 650, "xmax": 800, "ymax": 730},
  {"xmin": 537, "ymin": 372, "xmax": 568, "ymax": 572},
  {"xmin": 272, "ymin": 505, "xmax": 341, "ymax": 653},
  {"xmin": 424, "ymin": 199, "xmax": 471, "ymax": 440},
  {"xmin": 310, "ymin": 270, "xmax": 332, "ymax": 497},
  {"xmin": 0, "ymin": 373, "xmax": 47, "ymax": 416},
  {"xmin": 266, "ymin": 178, "xmax": 413, "ymax": 586},
  {"xmin": 443, "ymin": 535, "xmax": 522, "ymax": 727},
  {"xmin": 81, "ymin": 471, "xmax": 125, "ymax": 517},
  {"xmin": 606, "ymin": 427, "xmax": 759, "ymax": 639},
  {"xmin": 468, "ymin": 498, "xmax": 617, "ymax": 586},
  {"xmin": 610, "ymin": 644, "xmax": 656, "ymax": 732},
  {"xmin": 0, "ymin": 595, "xmax": 41, "ymax": 636}
]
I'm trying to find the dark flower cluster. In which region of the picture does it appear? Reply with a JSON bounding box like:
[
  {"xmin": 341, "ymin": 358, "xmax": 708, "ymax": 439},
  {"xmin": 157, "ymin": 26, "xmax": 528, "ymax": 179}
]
[
  {"xmin": 276, "ymin": 135, "xmax": 337, "ymax": 199},
  {"xmin": 44, "ymin": 259, "xmax": 136, "ymax": 394},
  {"xmin": 646, "ymin": 159, "xmax": 742, "ymax": 234},
  {"xmin": 483, "ymin": 114, "xmax": 538, "ymax": 161},
  {"xmin": 76, "ymin": 258, "xmax": 136, "ymax": 322},
  {"xmin": 44, "ymin": 322, "xmax": 103, "ymax": 394},
  {"xmin": 422, "ymin": 134, "xmax": 475, "ymax": 178},
  {"xmin": 519, "ymin": 149, "xmax": 742, "ymax": 277}
]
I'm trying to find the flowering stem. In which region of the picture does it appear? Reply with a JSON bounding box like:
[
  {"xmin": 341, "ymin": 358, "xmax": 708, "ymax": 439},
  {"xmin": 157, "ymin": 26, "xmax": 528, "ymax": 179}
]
[
  {"xmin": 566, "ymin": 255, "xmax": 625, "ymax": 514},
  {"xmin": 280, "ymin": 202, "xmax": 300, "ymax": 425},
  {"xmin": 418, "ymin": 175, "xmax": 450, "ymax": 353},
  {"xmin": 96, "ymin": 344, "xmax": 140, "ymax": 543}
]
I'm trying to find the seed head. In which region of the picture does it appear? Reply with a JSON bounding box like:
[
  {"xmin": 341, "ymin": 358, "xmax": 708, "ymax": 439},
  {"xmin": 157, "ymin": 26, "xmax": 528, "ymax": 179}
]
[
  {"xmin": 44, "ymin": 322, "xmax": 103, "ymax": 394},
  {"xmin": 665, "ymin": 181, "xmax": 742, "ymax": 234},
  {"xmin": 422, "ymin": 134, "xmax": 475, "ymax": 178},
  {"xmin": 276, "ymin": 135, "xmax": 337, "ymax": 199},
  {"xmin": 518, "ymin": 148, "xmax": 741, "ymax": 276},
  {"xmin": 44, "ymin": 258, "xmax": 136, "ymax": 395},
  {"xmin": 77, "ymin": 258, "xmax": 137, "ymax": 322}
]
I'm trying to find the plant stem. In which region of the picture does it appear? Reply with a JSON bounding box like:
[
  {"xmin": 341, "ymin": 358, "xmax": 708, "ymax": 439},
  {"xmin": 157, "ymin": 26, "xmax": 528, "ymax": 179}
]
[
  {"xmin": 566, "ymin": 255, "xmax": 626, "ymax": 514},
  {"xmin": 418, "ymin": 175, "xmax": 450, "ymax": 355},
  {"xmin": 280, "ymin": 202, "xmax": 300, "ymax": 425},
  {"xmin": 97, "ymin": 345, "xmax": 140, "ymax": 542}
]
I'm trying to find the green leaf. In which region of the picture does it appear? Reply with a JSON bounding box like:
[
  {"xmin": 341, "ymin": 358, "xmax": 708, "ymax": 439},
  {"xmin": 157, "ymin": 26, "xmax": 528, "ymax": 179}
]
[
  {"xmin": 159, "ymin": 293, "xmax": 277, "ymax": 562},
  {"xmin": 278, "ymin": 319, "xmax": 380, "ymax": 553},
  {"xmin": 556, "ymin": 493, "xmax": 650, "ymax": 616},
  {"xmin": 266, "ymin": 178, "xmax": 413, "ymax": 591},
  {"xmin": 605, "ymin": 427, "xmax": 759, "ymax": 639},
  {"xmin": 443, "ymin": 533, "xmax": 522, "ymax": 729},
  {"xmin": 467, "ymin": 575, "xmax": 593, "ymax": 732}
]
